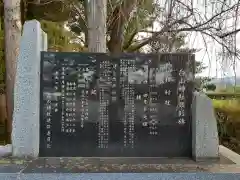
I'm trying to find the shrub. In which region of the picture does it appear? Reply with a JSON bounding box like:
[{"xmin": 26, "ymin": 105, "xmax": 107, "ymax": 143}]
[
  {"xmin": 204, "ymin": 83, "xmax": 216, "ymax": 91},
  {"xmin": 213, "ymin": 99, "xmax": 240, "ymax": 153}
]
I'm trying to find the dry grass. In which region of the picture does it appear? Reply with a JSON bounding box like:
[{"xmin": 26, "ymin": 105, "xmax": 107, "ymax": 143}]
[
  {"xmin": 213, "ymin": 99, "xmax": 240, "ymax": 153},
  {"xmin": 213, "ymin": 99, "xmax": 240, "ymax": 113}
]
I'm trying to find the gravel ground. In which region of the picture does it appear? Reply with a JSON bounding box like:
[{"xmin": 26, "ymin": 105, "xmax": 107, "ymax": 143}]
[{"xmin": 0, "ymin": 156, "xmax": 238, "ymax": 173}]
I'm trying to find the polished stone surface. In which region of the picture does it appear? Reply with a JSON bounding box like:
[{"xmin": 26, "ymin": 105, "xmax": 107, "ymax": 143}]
[{"xmin": 40, "ymin": 52, "xmax": 194, "ymax": 157}]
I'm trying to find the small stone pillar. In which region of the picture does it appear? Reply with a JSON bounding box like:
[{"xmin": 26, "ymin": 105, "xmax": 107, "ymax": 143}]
[
  {"xmin": 12, "ymin": 20, "xmax": 47, "ymax": 157},
  {"xmin": 192, "ymin": 91, "xmax": 219, "ymax": 161}
]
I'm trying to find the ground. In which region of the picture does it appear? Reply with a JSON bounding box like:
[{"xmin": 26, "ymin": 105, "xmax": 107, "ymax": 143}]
[{"xmin": 0, "ymin": 155, "xmax": 239, "ymax": 173}]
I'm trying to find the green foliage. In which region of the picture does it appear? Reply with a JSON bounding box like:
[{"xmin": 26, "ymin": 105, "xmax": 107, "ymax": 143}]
[
  {"xmin": 213, "ymin": 99, "xmax": 240, "ymax": 153},
  {"xmin": 38, "ymin": 20, "xmax": 84, "ymax": 52},
  {"xmin": 25, "ymin": 0, "xmax": 73, "ymax": 22},
  {"xmin": 24, "ymin": 1, "xmax": 85, "ymax": 52},
  {"xmin": 0, "ymin": 4, "xmax": 85, "ymax": 86},
  {"xmin": 195, "ymin": 61, "xmax": 207, "ymax": 74},
  {"xmin": 41, "ymin": 20, "xmax": 77, "ymax": 52},
  {"xmin": 195, "ymin": 77, "xmax": 212, "ymax": 90},
  {"xmin": 204, "ymin": 83, "xmax": 216, "ymax": 91}
]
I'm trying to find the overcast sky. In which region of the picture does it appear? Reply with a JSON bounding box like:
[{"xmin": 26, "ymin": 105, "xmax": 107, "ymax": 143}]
[
  {"xmin": 182, "ymin": 0, "xmax": 240, "ymax": 78},
  {"xmin": 152, "ymin": 0, "xmax": 240, "ymax": 78},
  {"xmin": 187, "ymin": 30, "xmax": 240, "ymax": 78}
]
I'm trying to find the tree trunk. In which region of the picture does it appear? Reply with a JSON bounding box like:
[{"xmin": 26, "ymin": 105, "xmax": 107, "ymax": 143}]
[
  {"xmin": 88, "ymin": 0, "xmax": 107, "ymax": 53},
  {"xmin": 3, "ymin": 0, "xmax": 22, "ymax": 143},
  {"xmin": 107, "ymin": 0, "xmax": 137, "ymax": 54},
  {"xmin": 83, "ymin": 0, "xmax": 88, "ymax": 47}
]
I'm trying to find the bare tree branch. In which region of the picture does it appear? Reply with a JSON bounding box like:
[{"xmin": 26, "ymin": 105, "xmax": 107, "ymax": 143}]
[
  {"xmin": 127, "ymin": 1, "xmax": 240, "ymax": 52},
  {"xmin": 219, "ymin": 28, "xmax": 240, "ymax": 38},
  {"xmin": 123, "ymin": 30, "xmax": 138, "ymax": 50},
  {"xmin": 64, "ymin": 0, "xmax": 240, "ymax": 58}
]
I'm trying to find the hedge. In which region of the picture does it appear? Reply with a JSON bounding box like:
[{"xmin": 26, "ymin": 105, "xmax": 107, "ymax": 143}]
[{"xmin": 214, "ymin": 100, "xmax": 240, "ymax": 153}]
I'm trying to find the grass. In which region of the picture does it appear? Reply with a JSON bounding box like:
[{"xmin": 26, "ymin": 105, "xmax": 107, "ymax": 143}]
[
  {"xmin": 212, "ymin": 98, "xmax": 240, "ymax": 154},
  {"xmin": 0, "ymin": 158, "xmax": 26, "ymax": 165},
  {"xmin": 213, "ymin": 99, "xmax": 240, "ymax": 114}
]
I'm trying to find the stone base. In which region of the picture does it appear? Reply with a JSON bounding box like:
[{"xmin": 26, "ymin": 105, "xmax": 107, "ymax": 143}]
[{"xmin": 193, "ymin": 157, "xmax": 220, "ymax": 163}]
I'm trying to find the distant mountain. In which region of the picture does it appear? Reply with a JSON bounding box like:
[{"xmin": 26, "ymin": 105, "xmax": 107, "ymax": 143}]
[{"xmin": 208, "ymin": 76, "xmax": 240, "ymax": 86}]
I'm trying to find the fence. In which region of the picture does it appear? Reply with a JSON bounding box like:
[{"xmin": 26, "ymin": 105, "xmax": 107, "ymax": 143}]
[{"xmin": 206, "ymin": 92, "xmax": 240, "ymax": 100}]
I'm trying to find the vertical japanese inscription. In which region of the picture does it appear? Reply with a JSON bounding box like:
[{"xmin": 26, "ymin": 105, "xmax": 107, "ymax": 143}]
[
  {"xmin": 162, "ymin": 62, "xmax": 174, "ymax": 109},
  {"xmin": 148, "ymin": 59, "xmax": 158, "ymax": 135},
  {"xmin": 111, "ymin": 62, "xmax": 117, "ymax": 101},
  {"xmin": 177, "ymin": 69, "xmax": 186, "ymax": 125},
  {"xmin": 60, "ymin": 67, "xmax": 66, "ymax": 132},
  {"xmin": 53, "ymin": 71, "xmax": 59, "ymax": 114},
  {"xmin": 120, "ymin": 59, "xmax": 135, "ymax": 148},
  {"xmin": 120, "ymin": 60, "xmax": 127, "ymax": 147},
  {"xmin": 98, "ymin": 60, "xmax": 110, "ymax": 148},
  {"xmin": 45, "ymin": 93, "xmax": 52, "ymax": 149},
  {"xmin": 128, "ymin": 60, "xmax": 135, "ymax": 148},
  {"xmin": 77, "ymin": 66, "xmax": 89, "ymax": 128},
  {"xmin": 65, "ymin": 82, "xmax": 77, "ymax": 133},
  {"xmin": 141, "ymin": 93, "xmax": 148, "ymax": 127}
]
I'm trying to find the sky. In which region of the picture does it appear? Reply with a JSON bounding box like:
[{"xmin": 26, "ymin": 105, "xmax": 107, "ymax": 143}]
[
  {"xmin": 152, "ymin": 0, "xmax": 240, "ymax": 78},
  {"xmin": 182, "ymin": 0, "xmax": 240, "ymax": 78},
  {"xmin": 187, "ymin": 30, "xmax": 240, "ymax": 78}
]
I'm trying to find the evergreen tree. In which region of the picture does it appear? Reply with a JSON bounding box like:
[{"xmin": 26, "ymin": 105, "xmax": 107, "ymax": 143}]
[{"xmin": 40, "ymin": 20, "xmax": 85, "ymax": 52}]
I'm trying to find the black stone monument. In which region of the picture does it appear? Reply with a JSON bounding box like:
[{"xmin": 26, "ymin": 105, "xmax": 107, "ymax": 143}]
[{"xmin": 39, "ymin": 52, "xmax": 195, "ymax": 157}]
